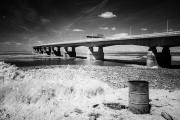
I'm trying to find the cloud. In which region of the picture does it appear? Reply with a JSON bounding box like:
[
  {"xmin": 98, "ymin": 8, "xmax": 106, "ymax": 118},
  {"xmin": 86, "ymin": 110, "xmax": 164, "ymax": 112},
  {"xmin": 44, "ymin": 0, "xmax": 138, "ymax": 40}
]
[
  {"xmin": 111, "ymin": 27, "xmax": 116, "ymax": 30},
  {"xmin": 72, "ymin": 29, "xmax": 84, "ymax": 32},
  {"xmin": 0, "ymin": 42, "xmax": 23, "ymax": 45},
  {"xmin": 19, "ymin": 26, "xmax": 32, "ymax": 31},
  {"xmin": 25, "ymin": 8, "xmax": 39, "ymax": 22},
  {"xmin": 112, "ymin": 33, "xmax": 129, "ymax": 38},
  {"xmin": 16, "ymin": 43, "xmax": 23, "ymax": 45},
  {"xmin": 40, "ymin": 17, "xmax": 51, "ymax": 25},
  {"xmin": 38, "ymin": 41, "xmax": 43, "ymax": 43},
  {"xmin": 99, "ymin": 27, "xmax": 108, "ymax": 30},
  {"xmin": 99, "ymin": 0, "xmax": 109, "ymax": 8},
  {"xmin": 98, "ymin": 11, "xmax": 117, "ymax": 18},
  {"xmin": 141, "ymin": 28, "xmax": 148, "ymax": 31}
]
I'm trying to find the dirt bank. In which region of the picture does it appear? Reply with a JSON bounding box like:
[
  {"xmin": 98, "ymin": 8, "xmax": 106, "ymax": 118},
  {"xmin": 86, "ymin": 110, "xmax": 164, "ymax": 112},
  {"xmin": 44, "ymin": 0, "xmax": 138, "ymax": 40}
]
[{"xmin": 0, "ymin": 62, "xmax": 180, "ymax": 120}]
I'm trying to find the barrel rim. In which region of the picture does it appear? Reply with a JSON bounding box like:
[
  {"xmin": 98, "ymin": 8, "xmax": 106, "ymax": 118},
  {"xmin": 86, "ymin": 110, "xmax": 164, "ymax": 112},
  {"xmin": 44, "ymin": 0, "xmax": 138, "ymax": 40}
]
[{"xmin": 128, "ymin": 80, "xmax": 149, "ymax": 83}]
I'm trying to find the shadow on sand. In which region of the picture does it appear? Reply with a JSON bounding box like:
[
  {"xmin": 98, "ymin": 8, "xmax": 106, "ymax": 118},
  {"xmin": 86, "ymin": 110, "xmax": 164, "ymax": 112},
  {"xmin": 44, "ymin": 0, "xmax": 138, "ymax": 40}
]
[
  {"xmin": 168, "ymin": 65, "xmax": 180, "ymax": 69},
  {"xmin": 104, "ymin": 59, "xmax": 146, "ymax": 66}
]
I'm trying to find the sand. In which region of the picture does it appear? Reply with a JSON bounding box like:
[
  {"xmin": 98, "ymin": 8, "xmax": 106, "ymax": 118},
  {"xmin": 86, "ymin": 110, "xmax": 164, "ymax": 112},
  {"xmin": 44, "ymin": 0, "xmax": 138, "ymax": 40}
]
[{"xmin": 0, "ymin": 62, "xmax": 180, "ymax": 120}]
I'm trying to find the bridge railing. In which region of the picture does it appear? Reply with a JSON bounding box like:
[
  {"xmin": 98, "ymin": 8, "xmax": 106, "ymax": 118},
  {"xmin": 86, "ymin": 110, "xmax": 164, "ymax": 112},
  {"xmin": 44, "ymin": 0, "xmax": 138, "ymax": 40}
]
[
  {"xmin": 33, "ymin": 31, "xmax": 180, "ymax": 47},
  {"xmin": 108, "ymin": 31, "xmax": 180, "ymax": 40},
  {"xmin": 56, "ymin": 31, "xmax": 180, "ymax": 43}
]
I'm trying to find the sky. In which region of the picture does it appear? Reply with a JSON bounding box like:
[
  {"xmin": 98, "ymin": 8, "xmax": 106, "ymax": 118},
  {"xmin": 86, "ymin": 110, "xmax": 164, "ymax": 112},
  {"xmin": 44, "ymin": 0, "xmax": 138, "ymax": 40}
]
[{"xmin": 0, "ymin": 0, "xmax": 180, "ymax": 51}]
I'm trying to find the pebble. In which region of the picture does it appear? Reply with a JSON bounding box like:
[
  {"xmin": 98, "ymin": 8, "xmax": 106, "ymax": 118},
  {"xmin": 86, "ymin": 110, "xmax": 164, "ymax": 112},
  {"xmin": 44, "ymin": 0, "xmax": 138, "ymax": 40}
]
[
  {"xmin": 64, "ymin": 112, "xmax": 69, "ymax": 117},
  {"xmin": 1, "ymin": 62, "xmax": 180, "ymax": 91}
]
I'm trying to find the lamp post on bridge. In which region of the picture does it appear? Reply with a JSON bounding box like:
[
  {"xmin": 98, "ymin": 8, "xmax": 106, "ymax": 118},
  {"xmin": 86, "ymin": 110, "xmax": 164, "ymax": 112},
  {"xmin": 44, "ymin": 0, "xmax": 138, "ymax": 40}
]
[
  {"xmin": 130, "ymin": 26, "xmax": 132, "ymax": 36},
  {"xmin": 167, "ymin": 20, "xmax": 169, "ymax": 33},
  {"xmin": 107, "ymin": 29, "xmax": 109, "ymax": 37}
]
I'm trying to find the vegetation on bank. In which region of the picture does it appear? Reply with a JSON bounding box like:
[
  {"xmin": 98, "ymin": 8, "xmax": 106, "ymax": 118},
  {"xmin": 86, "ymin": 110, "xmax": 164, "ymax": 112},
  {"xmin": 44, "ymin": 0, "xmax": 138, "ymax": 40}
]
[{"xmin": 1, "ymin": 62, "xmax": 180, "ymax": 120}]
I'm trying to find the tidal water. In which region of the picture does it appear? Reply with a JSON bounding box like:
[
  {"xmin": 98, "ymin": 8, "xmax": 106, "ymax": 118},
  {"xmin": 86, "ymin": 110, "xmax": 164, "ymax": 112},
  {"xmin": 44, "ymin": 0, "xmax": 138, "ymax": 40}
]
[{"xmin": 0, "ymin": 51, "xmax": 180, "ymax": 67}]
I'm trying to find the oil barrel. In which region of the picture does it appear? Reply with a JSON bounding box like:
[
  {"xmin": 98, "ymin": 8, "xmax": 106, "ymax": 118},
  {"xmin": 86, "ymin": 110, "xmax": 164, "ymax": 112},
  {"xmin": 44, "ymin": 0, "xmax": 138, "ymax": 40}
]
[{"xmin": 128, "ymin": 80, "xmax": 150, "ymax": 114}]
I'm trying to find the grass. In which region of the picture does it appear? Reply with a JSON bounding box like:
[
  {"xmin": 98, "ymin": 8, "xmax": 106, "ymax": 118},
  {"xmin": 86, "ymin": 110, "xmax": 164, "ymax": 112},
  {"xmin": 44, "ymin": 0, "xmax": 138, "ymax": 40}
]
[
  {"xmin": 1, "ymin": 62, "xmax": 180, "ymax": 120},
  {"xmin": 0, "ymin": 62, "xmax": 116, "ymax": 120}
]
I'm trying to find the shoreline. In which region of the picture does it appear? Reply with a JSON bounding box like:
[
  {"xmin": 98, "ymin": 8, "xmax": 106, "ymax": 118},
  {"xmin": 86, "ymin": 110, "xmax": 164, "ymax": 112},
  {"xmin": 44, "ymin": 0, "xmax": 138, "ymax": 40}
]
[
  {"xmin": 1, "ymin": 62, "xmax": 180, "ymax": 120},
  {"xmin": 19, "ymin": 64, "xmax": 180, "ymax": 91}
]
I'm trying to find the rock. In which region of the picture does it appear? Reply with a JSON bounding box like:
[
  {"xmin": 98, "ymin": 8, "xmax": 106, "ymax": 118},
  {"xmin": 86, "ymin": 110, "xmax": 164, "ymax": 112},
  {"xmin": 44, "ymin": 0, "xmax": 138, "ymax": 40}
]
[
  {"xmin": 161, "ymin": 112, "xmax": 173, "ymax": 120},
  {"xmin": 89, "ymin": 116, "xmax": 96, "ymax": 120},
  {"xmin": 74, "ymin": 108, "xmax": 83, "ymax": 114},
  {"xmin": 0, "ymin": 76, "xmax": 4, "ymax": 85},
  {"xmin": 64, "ymin": 112, "xmax": 69, "ymax": 117},
  {"xmin": 93, "ymin": 104, "xmax": 99, "ymax": 108}
]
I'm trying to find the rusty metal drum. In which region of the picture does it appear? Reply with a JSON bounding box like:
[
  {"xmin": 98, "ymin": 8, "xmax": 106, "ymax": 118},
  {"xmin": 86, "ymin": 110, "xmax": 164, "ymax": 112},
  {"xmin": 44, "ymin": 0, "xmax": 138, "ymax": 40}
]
[{"xmin": 128, "ymin": 80, "xmax": 150, "ymax": 114}]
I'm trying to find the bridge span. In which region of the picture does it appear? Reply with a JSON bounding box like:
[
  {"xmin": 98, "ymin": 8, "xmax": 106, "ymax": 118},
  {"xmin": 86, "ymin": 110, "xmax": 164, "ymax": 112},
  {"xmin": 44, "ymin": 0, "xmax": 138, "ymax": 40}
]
[{"xmin": 33, "ymin": 31, "xmax": 180, "ymax": 68}]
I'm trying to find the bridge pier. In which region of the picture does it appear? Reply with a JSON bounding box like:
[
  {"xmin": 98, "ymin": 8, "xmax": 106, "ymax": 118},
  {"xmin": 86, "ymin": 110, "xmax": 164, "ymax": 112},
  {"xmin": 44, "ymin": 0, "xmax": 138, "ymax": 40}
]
[
  {"xmin": 37, "ymin": 48, "xmax": 42, "ymax": 54},
  {"xmin": 34, "ymin": 48, "xmax": 38, "ymax": 53},
  {"xmin": 147, "ymin": 46, "xmax": 171, "ymax": 68},
  {"xmin": 63, "ymin": 47, "xmax": 76, "ymax": 57},
  {"xmin": 156, "ymin": 47, "xmax": 171, "ymax": 68},
  {"xmin": 40, "ymin": 47, "xmax": 44, "ymax": 54},
  {"xmin": 146, "ymin": 47, "xmax": 158, "ymax": 68},
  {"xmin": 87, "ymin": 47, "xmax": 104, "ymax": 60},
  {"xmin": 44, "ymin": 47, "xmax": 51, "ymax": 55},
  {"xmin": 52, "ymin": 47, "xmax": 62, "ymax": 56}
]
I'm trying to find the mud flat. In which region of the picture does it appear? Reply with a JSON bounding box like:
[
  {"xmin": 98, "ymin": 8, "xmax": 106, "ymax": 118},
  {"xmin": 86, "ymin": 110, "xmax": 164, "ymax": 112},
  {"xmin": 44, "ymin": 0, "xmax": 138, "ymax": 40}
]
[{"xmin": 0, "ymin": 62, "xmax": 180, "ymax": 120}]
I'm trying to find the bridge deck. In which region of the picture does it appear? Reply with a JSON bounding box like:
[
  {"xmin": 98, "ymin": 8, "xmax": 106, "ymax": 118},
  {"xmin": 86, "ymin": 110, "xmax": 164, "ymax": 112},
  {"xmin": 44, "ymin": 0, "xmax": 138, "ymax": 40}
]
[{"xmin": 33, "ymin": 31, "xmax": 180, "ymax": 48}]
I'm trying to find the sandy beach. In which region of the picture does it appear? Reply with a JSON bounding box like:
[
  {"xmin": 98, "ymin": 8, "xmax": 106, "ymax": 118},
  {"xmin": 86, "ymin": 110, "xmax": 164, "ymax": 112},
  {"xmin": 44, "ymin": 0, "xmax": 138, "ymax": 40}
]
[{"xmin": 0, "ymin": 62, "xmax": 180, "ymax": 120}]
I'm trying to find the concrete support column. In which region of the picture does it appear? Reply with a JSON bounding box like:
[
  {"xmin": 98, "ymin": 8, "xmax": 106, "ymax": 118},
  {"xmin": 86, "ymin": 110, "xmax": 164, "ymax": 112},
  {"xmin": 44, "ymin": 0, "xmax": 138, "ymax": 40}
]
[
  {"xmin": 44, "ymin": 47, "xmax": 51, "ymax": 55},
  {"xmin": 48, "ymin": 47, "xmax": 52, "ymax": 55},
  {"xmin": 87, "ymin": 47, "xmax": 94, "ymax": 60},
  {"xmin": 156, "ymin": 47, "xmax": 171, "ymax": 68},
  {"xmin": 146, "ymin": 47, "xmax": 158, "ymax": 68},
  {"xmin": 63, "ymin": 47, "xmax": 76, "ymax": 57},
  {"xmin": 37, "ymin": 48, "xmax": 41, "ymax": 54},
  {"xmin": 34, "ymin": 48, "xmax": 37, "ymax": 53},
  {"xmin": 87, "ymin": 47, "xmax": 104, "ymax": 60},
  {"xmin": 52, "ymin": 47, "xmax": 61, "ymax": 56},
  {"xmin": 43, "ymin": 47, "xmax": 46, "ymax": 54},
  {"xmin": 36, "ymin": 48, "xmax": 38, "ymax": 53},
  {"xmin": 40, "ymin": 47, "xmax": 44, "ymax": 54}
]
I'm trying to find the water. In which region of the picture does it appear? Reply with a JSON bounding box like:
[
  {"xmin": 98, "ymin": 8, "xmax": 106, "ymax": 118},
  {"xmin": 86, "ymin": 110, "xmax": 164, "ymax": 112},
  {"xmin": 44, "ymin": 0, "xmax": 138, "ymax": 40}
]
[{"xmin": 0, "ymin": 51, "xmax": 180, "ymax": 67}]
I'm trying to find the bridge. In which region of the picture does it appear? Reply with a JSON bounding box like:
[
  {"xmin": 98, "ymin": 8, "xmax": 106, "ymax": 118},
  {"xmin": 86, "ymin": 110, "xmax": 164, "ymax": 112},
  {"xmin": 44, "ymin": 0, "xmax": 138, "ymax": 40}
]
[{"xmin": 33, "ymin": 31, "xmax": 180, "ymax": 68}]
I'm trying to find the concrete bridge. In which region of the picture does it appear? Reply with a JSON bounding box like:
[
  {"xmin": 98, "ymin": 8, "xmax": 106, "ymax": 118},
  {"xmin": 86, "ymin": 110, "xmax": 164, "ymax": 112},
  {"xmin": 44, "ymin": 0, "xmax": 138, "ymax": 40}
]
[{"xmin": 33, "ymin": 31, "xmax": 180, "ymax": 68}]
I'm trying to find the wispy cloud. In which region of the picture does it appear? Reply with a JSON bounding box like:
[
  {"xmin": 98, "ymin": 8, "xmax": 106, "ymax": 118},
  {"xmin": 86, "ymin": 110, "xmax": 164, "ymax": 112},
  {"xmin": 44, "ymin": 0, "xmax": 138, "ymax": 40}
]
[
  {"xmin": 99, "ymin": 0, "xmax": 109, "ymax": 8},
  {"xmin": 40, "ymin": 17, "xmax": 51, "ymax": 25},
  {"xmin": 112, "ymin": 33, "xmax": 129, "ymax": 38},
  {"xmin": 98, "ymin": 11, "xmax": 116, "ymax": 18},
  {"xmin": 111, "ymin": 27, "xmax": 116, "ymax": 30},
  {"xmin": 37, "ymin": 41, "xmax": 43, "ymax": 43},
  {"xmin": 72, "ymin": 29, "xmax": 85, "ymax": 32},
  {"xmin": 0, "ymin": 42, "xmax": 23, "ymax": 45},
  {"xmin": 141, "ymin": 28, "xmax": 148, "ymax": 31},
  {"xmin": 99, "ymin": 27, "xmax": 108, "ymax": 30},
  {"xmin": 19, "ymin": 26, "xmax": 32, "ymax": 31}
]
